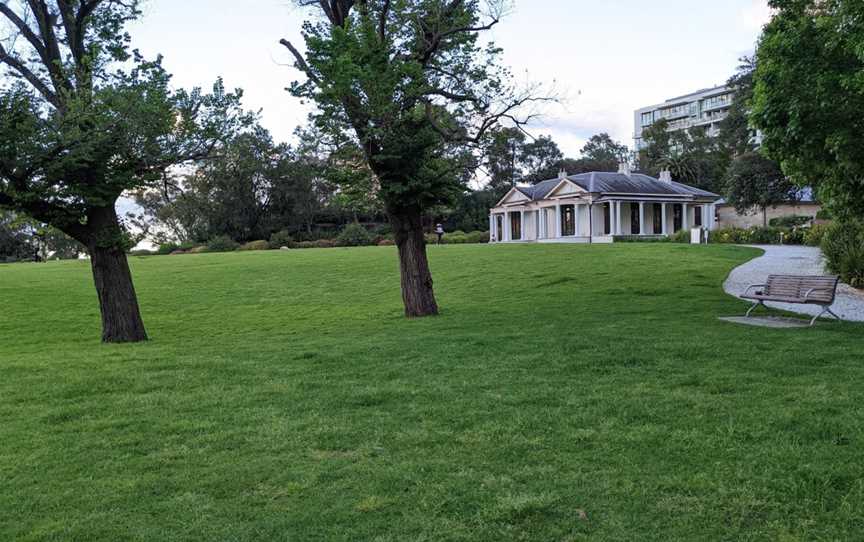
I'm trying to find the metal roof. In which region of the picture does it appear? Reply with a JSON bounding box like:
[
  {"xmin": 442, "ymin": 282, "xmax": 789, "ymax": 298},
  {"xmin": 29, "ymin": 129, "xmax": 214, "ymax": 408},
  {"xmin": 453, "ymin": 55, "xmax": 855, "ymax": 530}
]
[{"xmin": 515, "ymin": 172, "xmax": 720, "ymax": 201}]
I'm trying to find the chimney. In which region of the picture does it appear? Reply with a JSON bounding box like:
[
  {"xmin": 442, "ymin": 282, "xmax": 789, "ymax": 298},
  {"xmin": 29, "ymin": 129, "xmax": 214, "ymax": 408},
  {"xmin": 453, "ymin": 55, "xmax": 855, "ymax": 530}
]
[
  {"xmin": 659, "ymin": 170, "xmax": 672, "ymax": 183},
  {"xmin": 617, "ymin": 161, "xmax": 632, "ymax": 176},
  {"xmin": 558, "ymin": 168, "xmax": 568, "ymax": 179}
]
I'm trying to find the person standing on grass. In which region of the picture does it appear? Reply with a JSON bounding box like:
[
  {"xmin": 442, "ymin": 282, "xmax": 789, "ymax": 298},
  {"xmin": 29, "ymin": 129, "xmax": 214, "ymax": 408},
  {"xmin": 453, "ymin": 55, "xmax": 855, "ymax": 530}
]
[{"xmin": 435, "ymin": 224, "xmax": 445, "ymax": 245}]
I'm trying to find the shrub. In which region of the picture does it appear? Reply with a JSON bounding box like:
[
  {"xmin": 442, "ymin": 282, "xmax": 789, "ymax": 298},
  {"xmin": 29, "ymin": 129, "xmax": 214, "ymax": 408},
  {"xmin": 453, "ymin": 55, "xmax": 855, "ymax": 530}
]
[
  {"xmin": 378, "ymin": 239, "xmax": 395, "ymax": 246},
  {"xmin": 157, "ymin": 242, "xmax": 179, "ymax": 255},
  {"xmin": 292, "ymin": 241, "xmax": 316, "ymax": 249},
  {"xmin": 769, "ymin": 215, "xmax": 811, "ymax": 228},
  {"xmin": 129, "ymin": 249, "xmax": 155, "ymax": 257},
  {"xmin": 206, "ymin": 235, "xmax": 240, "ymax": 252},
  {"xmin": 269, "ymin": 230, "xmax": 293, "ymax": 249},
  {"xmin": 336, "ymin": 223, "xmax": 375, "ymax": 247},
  {"xmin": 781, "ymin": 227, "xmax": 805, "ymax": 245},
  {"xmin": 822, "ymin": 220, "xmax": 864, "ymax": 288},
  {"xmin": 669, "ymin": 229, "xmax": 690, "ymax": 243},
  {"xmin": 315, "ymin": 239, "xmax": 336, "ymax": 248},
  {"xmin": 749, "ymin": 227, "xmax": 783, "ymax": 244},
  {"xmin": 239, "ymin": 240, "xmax": 270, "ymax": 251},
  {"xmin": 464, "ymin": 231, "xmax": 490, "ymax": 244},
  {"xmin": 710, "ymin": 227, "xmax": 750, "ymax": 244},
  {"xmin": 189, "ymin": 246, "xmax": 209, "ymax": 254},
  {"xmin": 805, "ymin": 223, "xmax": 831, "ymax": 247},
  {"xmin": 816, "ymin": 208, "xmax": 833, "ymax": 221}
]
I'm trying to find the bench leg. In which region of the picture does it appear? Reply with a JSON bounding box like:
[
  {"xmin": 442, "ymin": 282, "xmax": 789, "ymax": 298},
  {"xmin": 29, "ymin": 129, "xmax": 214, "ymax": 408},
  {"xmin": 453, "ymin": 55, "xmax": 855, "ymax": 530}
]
[
  {"xmin": 826, "ymin": 308, "xmax": 842, "ymax": 322},
  {"xmin": 745, "ymin": 301, "xmax": 763, "ymax": 318},
  {"xmin": 810, "ymin": 307, "xmax": 842, "ymax": 327}
]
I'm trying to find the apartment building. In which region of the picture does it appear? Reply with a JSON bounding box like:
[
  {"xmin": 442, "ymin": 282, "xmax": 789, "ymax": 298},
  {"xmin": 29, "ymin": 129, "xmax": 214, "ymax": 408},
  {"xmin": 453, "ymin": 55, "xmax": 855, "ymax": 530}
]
[{"xmin": 633, "ymin": 85, "xmax": 734, "ymax": 151}]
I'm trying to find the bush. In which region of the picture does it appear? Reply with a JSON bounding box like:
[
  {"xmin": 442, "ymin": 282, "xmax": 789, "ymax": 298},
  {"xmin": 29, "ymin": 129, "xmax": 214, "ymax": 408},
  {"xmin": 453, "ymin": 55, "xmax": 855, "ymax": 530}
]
[
  {"xmin": 805, "ymin": 223, "xmax": 831, "ymax": 247},
  {"xmin": 769, "ymin": 215, "xmax": 812, "ymax": 228},
  {"xmin": 239, "ymin": 240, "xmax": 270, "ymax": 251},
  {"xmin": 822, "ymin": 220, "xmax": 864, "ymax": 288},
  {"xmin": 189, "ymin": 246, "xmax": 209, "ymax": 254},
  {"xmin": 157, "ymin": 242, "xmax": 179, "ymax": 255},
  {"xmin": 748, "ymin": 227, "xmax": 783, "ymax": 244},
  {"xmin": 378, "ymin": 239, "xmax": 395, "ymax": 246},
  {"xmin": 206, "ymin": 235, "xmax": 240, "ymax": 252},
  {"xmin": 464, "ymin": 231, "xmax": 490, "ymax": 244},
  {"xmin": 669, "ymin": 229, "xmax": 690, "ymax": 243},
  {"xmin": 710, "ymin": 227, "xmax": 750, "ymax": 244},
  {"xmin": 292, "ymin": 241, "xmax": 316, "ymax": 249},
  {"xmin": 816, "ymin": 208, "xmax": 833, "ymax": 221},
  {"xmin": 269, "ymin": 230, "xmax": 293, "ymax": 249},
  {"xmin": 129, "ymin": 249, "xmax": 155, "ymax": 257},
  {"xmin": 336, "ymin": 223, "xmax": 375, "ymax": 247}
]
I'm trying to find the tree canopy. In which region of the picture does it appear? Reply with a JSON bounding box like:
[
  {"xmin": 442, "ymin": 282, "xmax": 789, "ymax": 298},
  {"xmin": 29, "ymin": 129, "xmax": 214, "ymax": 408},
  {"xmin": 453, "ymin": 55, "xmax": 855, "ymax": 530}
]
[
  {"xmin": 753, "ymin": 0, "xmax": 864, "ymax": 217},
  {"xmin": 283, "ymin": 0, "xmax": 548, "ymax": 317},
  {"xmin": 724, "ymin": 151, "xmax": 798, "ymax": 226},
  {"xmin": 0, "ymin": 0, "xmax": 250, "ymax": 341}
]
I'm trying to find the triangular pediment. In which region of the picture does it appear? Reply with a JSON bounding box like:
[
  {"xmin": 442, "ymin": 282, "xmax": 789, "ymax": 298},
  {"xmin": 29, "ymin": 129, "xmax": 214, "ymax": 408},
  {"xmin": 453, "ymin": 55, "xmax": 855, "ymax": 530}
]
[
  {"xmin": 546, "ymin": 179, "xmax": 586, "ymax": 199},
  {"xmin": 495, "ymin": 187, "xmax": 531, "ymax": 207}
]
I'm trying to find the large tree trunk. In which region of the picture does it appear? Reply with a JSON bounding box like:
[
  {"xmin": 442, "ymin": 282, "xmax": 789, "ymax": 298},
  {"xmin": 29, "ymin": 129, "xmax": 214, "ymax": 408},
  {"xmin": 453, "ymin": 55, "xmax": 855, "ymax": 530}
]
[
  {"xmin": 390, "ymin": 208, "xmax": 439, "ymax": 318},
  {"xmin": 86, "ymin": 207, "xmax": 148, "ymax": 343}
]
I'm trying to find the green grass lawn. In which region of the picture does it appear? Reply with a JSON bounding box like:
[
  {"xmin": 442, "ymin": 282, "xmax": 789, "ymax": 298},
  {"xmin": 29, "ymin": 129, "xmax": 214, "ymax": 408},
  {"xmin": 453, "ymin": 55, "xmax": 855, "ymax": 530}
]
[{"xmin": 1, "ymin": 244, "xmax": 863, "ymax": 541}]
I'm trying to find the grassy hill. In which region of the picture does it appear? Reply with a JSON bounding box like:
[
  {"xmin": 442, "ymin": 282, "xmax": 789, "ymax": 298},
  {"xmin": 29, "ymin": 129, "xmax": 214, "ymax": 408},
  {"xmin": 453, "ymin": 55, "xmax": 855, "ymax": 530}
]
[{"xmin": 1, "ymin": 244, "xmax": 862, "ymax": 540}]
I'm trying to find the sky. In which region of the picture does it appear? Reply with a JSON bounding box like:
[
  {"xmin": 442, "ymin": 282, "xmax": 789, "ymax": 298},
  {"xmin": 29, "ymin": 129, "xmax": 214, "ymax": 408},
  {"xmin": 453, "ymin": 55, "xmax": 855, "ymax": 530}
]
[{"xmin": 129, "ymin": 0, "xmax": 773, "ymax": 158}]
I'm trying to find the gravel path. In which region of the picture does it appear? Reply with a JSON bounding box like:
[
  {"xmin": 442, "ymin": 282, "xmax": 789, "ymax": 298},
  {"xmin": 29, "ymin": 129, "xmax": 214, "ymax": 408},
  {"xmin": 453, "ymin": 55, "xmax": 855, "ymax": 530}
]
[{"xmin": 723, "ymin": 245, "xmax": 864, "ymax": 322}]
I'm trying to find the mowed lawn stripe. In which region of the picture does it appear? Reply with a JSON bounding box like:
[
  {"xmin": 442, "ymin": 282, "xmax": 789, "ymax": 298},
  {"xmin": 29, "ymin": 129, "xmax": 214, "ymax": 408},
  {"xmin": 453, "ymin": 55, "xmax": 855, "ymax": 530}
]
[{"xmin": 1, "ymin": 244, "xmax": 862, "ymax": 541}]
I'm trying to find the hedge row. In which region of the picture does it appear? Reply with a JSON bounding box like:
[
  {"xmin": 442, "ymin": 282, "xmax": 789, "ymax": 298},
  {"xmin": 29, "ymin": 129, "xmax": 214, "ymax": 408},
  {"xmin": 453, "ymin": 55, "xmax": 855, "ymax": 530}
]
[{"xmin": 147, "ymin": 227, "xmax": 490, "ymax": 256}]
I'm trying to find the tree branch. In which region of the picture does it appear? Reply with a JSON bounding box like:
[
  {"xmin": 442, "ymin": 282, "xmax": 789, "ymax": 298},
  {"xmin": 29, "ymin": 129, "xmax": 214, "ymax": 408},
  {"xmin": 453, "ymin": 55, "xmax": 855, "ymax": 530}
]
[
  {"xmin": 0, "ymin": 42, "xmax": 61, "ymax": 108},
  {"xmin": 279, "ymin": 39, "xmax": 321, "ymax": 85}
]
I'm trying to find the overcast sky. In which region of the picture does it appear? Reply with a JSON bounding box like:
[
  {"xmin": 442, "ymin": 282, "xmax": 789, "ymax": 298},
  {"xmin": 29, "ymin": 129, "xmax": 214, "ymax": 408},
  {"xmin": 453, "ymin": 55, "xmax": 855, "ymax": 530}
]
[{"xmin": 129, "ymin": 0, "xmax": 772, "ymax": 157}]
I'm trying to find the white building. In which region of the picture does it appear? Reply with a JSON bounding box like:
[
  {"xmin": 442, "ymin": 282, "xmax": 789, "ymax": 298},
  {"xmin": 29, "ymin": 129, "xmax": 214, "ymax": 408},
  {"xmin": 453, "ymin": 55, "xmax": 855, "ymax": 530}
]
[
  {"xmin": 489, "ymin": 166, "xmax": 720, "ymax": 244},
  {"xmin": 634, "ymin": 85, "xmax": 734, "ymax": 151}
]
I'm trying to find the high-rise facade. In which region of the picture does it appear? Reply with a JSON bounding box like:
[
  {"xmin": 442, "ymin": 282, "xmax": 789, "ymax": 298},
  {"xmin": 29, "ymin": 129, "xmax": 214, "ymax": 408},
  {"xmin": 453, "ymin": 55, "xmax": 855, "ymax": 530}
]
[{"xmin": 633, "ymin": 85, "xmax": 734, "ymax": 151}]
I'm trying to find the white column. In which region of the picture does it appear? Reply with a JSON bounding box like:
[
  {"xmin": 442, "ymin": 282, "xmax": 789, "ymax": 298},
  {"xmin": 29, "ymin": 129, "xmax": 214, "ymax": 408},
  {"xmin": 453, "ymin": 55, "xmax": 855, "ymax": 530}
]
[
  {"xmin": 555, "ymin": 203, "xmax": 562, "ymax": 238},
  {"xmin": 614, "ymin": 201, "xmax": 621, "ymax": 235},
  {"xmin": 682, "ymin": 203, "xmax": 689, "ymax": 231},
  {"xmin": 489, "ymin": 214, "xmax": 494, "ymax": 242},
  {"xmin": 504, "ymin": 211, "xmax": 510, "ymax": 241},
  {"xmin": 535, "ymin": 209, "xmax": 541, "ymax": 240},
  {"xmin": 708, "ymin": 203, "xmax": 716, "ymax": 230},
  {"xmin": 575, "ymin": 205, "xmax": 581, "ymax": 237},
  {"xmin": 639, "ymin": 202, "xmax": 646, "ymax": 235},
  {"xmin": 661, "ymin": 203, "xmax": 668, "ymax": 235}
]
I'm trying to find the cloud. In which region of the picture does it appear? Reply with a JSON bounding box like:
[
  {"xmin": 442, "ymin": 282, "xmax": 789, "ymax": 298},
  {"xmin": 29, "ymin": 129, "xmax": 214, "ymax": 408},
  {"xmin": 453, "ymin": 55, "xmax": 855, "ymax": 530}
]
[{"xmin": 738, "ymin": 0, "xmax": 774, "ymax": 32}]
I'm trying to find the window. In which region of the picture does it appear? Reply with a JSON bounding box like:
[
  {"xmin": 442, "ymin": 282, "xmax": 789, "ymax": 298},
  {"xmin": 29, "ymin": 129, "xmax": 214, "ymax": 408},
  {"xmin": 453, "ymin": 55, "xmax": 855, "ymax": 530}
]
[
  {"xmin": 694, "ymin": 206, "xmax": 703, "ymax": 227},
  {"xmin": 496, "ymin": 215, "xmax": 503, "ymax": 241},
  {"xmin": 641, "ymin": 112, "xmax": 654, "ymax": 126},
  {"xmin": 561, "ymin": 205, "xmax": 575, "ymax": 236},
  {"xmin": 630, "ymin": 204, "xmax": 640, "ymax": 235},
  {"xmin": 673, "ymin": 204, "xmax": 683, "ymax": 232},
  {"xmin": 653, "ymin": 204, "xmax": 662, "ymax": 234},
  {"xmin": 604, "ymin": 204, "xmax": 611, "ymax": 235},
  {"xmin": 510, "ymin": 212, "xmax": 522, "ymax": 240}
]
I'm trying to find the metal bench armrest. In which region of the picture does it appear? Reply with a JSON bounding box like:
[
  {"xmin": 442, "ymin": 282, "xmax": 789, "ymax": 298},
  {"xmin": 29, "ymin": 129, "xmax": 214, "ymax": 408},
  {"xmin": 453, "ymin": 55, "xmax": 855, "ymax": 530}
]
[{"xmin": 743, "ymin": 284, "xmax": 767, "ymax": 296}]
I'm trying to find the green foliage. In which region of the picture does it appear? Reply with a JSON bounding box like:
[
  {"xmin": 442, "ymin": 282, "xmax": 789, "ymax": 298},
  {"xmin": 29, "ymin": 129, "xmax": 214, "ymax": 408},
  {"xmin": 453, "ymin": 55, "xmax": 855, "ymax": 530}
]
[
  {"xmin": 805, "ymin": 223, "xmax": 831, "ymax": 246},
  {"xmin": 769, "ymin": 215, "xmax": 812, "ymax": 228},
  {"xmin": 822, "ymin": 220, "xmax": 864, "ymax": 288},
  {"xmin": 206, "ymin": 235, "xmax": 240, "ymax": 253},
  {"xmin": 157, "ymin": 241, "xmax": 196, "ymax": 255},
  {"xmin": 268, "ymin": 230, "xmax": 293, "ymax": 250},
  {"xmin": 709, "ymin": 226, "xmax": 805, "ymax": 245},
  {"xmin": 724, "ymin": 152, "xmax": 796, "ymax": 223},
  {"xmin": 238, "ymin": 240, "xmax": 270, "ymax": 251},
  {"xmin": 816, "ymin": 209, "xmax": 833, "ymax": 221},
  {"xmin": 292, "ymin": 239, "xmax": 336, "ymax": 249},
  {"xmin": 669, "ymin": 229, "xmax": 691, "ymax": 243},
  {"xmin": 639, "ymin": 121, "xmax": 728, "ymax": 193},
  {"xmin": 336, "ymin": 223, "xmax": 375, "ymax": 247},
  {"xmin": 753, "ymin": 0, "xmax": 864, "ymax": 217}
]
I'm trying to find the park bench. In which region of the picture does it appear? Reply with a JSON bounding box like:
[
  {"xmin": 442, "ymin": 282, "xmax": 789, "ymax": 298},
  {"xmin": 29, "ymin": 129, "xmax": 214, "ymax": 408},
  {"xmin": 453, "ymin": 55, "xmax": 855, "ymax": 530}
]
[{"xmin": 742, "ymin": 274, "xmax": 842, "ymax": 326}]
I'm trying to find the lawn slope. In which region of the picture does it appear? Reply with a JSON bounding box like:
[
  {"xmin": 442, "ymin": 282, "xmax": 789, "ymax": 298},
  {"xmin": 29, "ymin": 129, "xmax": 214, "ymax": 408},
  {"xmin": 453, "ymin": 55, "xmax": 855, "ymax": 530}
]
[{"xmin": 1, "ymin": 244, "xmax": 862, "ymax": 541}]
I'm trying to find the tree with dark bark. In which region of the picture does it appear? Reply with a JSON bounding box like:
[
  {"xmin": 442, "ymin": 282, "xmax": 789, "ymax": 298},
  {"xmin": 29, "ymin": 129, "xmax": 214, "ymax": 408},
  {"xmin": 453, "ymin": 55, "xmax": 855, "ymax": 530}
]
[
  {"xmin": 282, "ymin": 0, "xmax": 548, "ymax": 317},
  {"xmin": 0, "ymin": 1, "xmax": 250, "ymax": 342},
  {"xmin": 724, "ymin": 152, "xmax": 798, "ymax": 227}
]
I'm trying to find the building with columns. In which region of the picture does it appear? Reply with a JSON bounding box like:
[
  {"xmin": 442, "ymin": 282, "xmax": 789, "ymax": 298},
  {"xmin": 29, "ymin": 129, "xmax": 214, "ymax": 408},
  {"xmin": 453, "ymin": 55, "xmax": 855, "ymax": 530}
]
[{"xmin": 489, "ymin": 166, "xmax": 720, "ymax": 244}]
